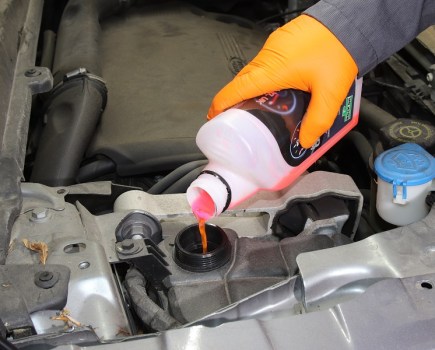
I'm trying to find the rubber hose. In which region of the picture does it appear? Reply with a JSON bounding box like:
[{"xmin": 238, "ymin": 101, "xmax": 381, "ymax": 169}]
[
  {"xmin": 148, "ymin": 160, "xmax": 208, "ymax": 194},
  {"xmin": 31, "ymin": 0, "xmax": 122, "ymax": 185},
  {"xmin": 40, "ymin": 30, "xmax": 56, "ymax": 69},
  {"xmin": 343, "ymin": 131, "xmax": 373, "ymax": 168},
  {"xmin": 403, "ymin": 44, "xmax": 432, "ymax": 71},
  {"xmin": 76, "ymin": 157, "xmax": 116, "ymax": 183},
  {"xmin": 359, "ymin": 98, "xmax": 396, "ymax": 130},
  {"xmin": 162, "ymin": 165, "xmax": 206, "ymax": 194},
  {"xmin": 31, "ymin": 77, "xmax": 107, "ymax": 185},
  {"xmin": 52, "ymin": 0, "xmax": 121, "ymax": 84}
]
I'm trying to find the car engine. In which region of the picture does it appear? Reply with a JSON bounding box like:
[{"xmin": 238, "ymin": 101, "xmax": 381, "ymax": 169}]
[{"xmin": 0, "ymin": 0, "xmax": 435, "ymax": 349}]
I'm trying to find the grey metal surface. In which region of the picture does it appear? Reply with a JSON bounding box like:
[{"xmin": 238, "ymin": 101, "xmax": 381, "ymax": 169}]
[
  {"xmin": 8, "ymin": 189, "xmax": 130, "ymax": 340},
  {"xmin": 11, "ymin": 328, "xmax": 100, "ymax": 348},
  {"xmin": 297, "ymin": 204, "xmax": 435, "ymax": 312},
  {"xmin": 86, "ymin": 172, "xmax": 361, "ymax": 265},
  {"xmin": 113, "ymin": 171, "xmax": 363, "ymax": 237},
  {"xmin": 7, "ymin": 177, "xmax": 435, "ymax": 348},
  {"xmin": 0, "ymin": 0, "xmax": 52, "ymax": 166},
  {"xmin": 48, "ymin": 273, "xmax": 435, "ymax": 350},
  {"xmin": 115, "ymin": 226, "xmax": 333, "ymax": 324},
  {"xmin": 190, "ymin": 276, "xmax": 303, "ymax": 326},
  {"xmin": 14, "ymin": 175, "xmax": 357, "ymax": 330},
  {"xmin": 21, "ymin": 183, "xmax": 66, "ymax": 213},
  {"xmin": 0, "ymin": 264, "xmax": 69, "ymax": 332},
  {"xmin": 15, "ymin": 174, "xmax": 435, "ymax": 349},
  {"xmin": 0, "ymin": 0, "xmax": 52, "ymax": 264}
]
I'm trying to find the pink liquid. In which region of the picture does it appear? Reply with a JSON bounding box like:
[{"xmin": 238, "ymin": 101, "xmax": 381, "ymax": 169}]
[
  {"xmin": 198, "ymin": 218, "xmax": 207, "ymax": 254},
  {"xmin": 191, "ymin": 189, "xmax": 215, "ymax": 221},
  {"xmin": 191, "ymin": 190, "xmax": 216, "ymax": 254}
]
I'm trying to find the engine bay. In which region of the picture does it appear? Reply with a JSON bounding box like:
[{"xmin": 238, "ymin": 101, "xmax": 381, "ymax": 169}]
[{"xmin": 0, "ymin": 0, "xmax": 435, "ymax": 348}]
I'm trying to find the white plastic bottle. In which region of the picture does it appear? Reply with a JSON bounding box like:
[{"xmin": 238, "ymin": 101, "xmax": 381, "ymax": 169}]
[{"xmin": 187, "ymin": 79, "xmax": 363, "ymax": 220}]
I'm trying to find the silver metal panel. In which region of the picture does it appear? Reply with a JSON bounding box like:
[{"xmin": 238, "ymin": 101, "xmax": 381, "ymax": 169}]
[
  {"xmin": 8, "ymin": 195, "xmax": 130, "ymax": 340},
  {"xmin": 298, "ymin": 205, "xmax": 435, "ymax": 311},
  {"xmin": 190, "ymin": 276, "xmax": 303, "ymax": 326},
  {"xmin": 113, "ymin": 171, "xmax": 363, "ymax": 236},
  {"xmin": 49, "ymin": 274, "xmax": 435, "ymax": 350},
  {"xmin": 20, "ymin": 183, "xmax": 66, "ymax": 213}
]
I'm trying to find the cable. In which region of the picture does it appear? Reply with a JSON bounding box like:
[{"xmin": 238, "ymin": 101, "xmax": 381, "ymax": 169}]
[
  {"xmin": 256, "ymin": 8, "xmax": 309, "ymax": 25},
  {"xmin": 369, "ymin": 72, "xmax": 406, "ymax": 92}
]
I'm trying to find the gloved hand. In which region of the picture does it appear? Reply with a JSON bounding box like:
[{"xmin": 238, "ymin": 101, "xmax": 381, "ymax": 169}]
[{"xmin": 207, "ymin": 15, "xmax": 358, "ymax": 148}]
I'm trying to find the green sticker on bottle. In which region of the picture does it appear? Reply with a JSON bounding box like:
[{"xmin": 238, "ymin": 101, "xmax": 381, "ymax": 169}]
[{"xmin": 342, "ymin": 95, "xmax": 354, "ymax": 122}]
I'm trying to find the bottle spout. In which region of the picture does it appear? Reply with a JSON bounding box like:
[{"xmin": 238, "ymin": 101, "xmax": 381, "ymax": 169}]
[
  {"xmin": 189, "ymin": 188, "xmax": 217, "ymax": 220},
  {"xmin": 187, "ymin": 171, "xmax": 231, "ymax": 219}
]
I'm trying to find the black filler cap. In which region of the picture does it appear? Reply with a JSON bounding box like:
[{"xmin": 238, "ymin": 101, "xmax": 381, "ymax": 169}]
[{"xmin": 379, "ymin": 119, "xmax": 435, "ymax": 152}]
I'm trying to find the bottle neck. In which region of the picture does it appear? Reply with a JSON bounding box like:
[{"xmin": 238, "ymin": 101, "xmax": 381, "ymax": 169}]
[
  {"xmin": 187, "ymin": 168, "xmax": 258, "ymax": 219},
  {"xmin": 187, "ymin": 172, "xmax": 229, "ymax": 219}
]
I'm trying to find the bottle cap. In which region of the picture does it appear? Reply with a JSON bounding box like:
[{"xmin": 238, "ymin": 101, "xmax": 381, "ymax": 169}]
[{"xmin": 374, "ymin": 143, "xmax": 435, "ymax": 187}]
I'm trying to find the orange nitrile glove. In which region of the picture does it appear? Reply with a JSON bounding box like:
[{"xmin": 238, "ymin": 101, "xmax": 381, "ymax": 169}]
[{"xmin": 207, "ymin": 14, "xmax": 358, "ymax": 148}]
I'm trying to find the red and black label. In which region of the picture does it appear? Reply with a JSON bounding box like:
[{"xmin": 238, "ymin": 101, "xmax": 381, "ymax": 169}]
[{"xmin": 237, "ymin": 84, "xmax": 357, "ymax": 167}]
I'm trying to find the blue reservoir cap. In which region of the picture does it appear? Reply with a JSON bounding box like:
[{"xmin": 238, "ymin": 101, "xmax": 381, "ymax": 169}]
[{"xmin": 374, "ymin": 143, "xmax": 435, "ymax": 186}]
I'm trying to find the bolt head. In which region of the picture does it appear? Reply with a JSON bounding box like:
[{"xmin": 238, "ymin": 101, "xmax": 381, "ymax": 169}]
[
  {"xmin": 121, "ymin": 240, "xmax": 135, "ymax": 250},
  {"xmin": 32, "ymin": 207, "xmax": 48, "ymax": 219},
  {"xmin": 38, "ymin": 271, "xmax": 53, "ymax": 282},
  {"xmin": 116, "ymin": 240, "xmax": 135, "ymax": 253},
  {"xmin": 78, "ymin": 261, "xmax": 90, "ymax": 269},
  {"xmin": 25, "ymin": 68, "xmax": 41, "ymax": 77},
  {"xmin": 116, "ymin": 239, "xmax": 142, "ymax": 255},
  {"xmin": 34, "ymin": 271, "xmax": 59, "ymax": 289}
]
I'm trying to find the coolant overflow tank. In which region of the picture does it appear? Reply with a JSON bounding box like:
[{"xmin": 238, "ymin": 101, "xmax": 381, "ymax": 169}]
[{"xmin": 374, "ymin": 143, "xmax": 435, "ymax": 226}]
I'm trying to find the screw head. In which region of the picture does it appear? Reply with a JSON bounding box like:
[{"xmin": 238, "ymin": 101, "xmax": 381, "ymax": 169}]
[{"xmin": 427, "ymin": 72, "xmax": 434, "ymax": 82}]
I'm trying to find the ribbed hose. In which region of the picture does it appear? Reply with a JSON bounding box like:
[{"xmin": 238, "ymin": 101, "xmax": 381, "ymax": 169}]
[
  {"xmin": 31, "ymin": 0, "xmax": 121, "ymax": 186},
  {"xmin": 125, "ymin": 268, "xmax": 181, "ymax": 331},
  {"xmin": 31, "ymin": 77, "xmax": 107, "ymax": 185},
  {"xmin": 52, "ymin": 0, "xmax": 120, "ymax": 84}
]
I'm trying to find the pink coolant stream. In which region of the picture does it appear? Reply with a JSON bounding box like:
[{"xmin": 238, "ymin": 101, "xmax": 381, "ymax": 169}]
[{"xmin": 187, "ymin": 78, "xmax": 363, "ymax": 220}]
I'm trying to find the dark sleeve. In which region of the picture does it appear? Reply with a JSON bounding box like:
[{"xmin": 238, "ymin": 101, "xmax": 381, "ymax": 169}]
[{"xmin": 304, "ymin": 0, "xmax": 435, "ymax": 76}]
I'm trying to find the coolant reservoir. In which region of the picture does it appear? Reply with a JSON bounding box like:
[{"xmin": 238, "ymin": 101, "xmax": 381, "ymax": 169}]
[{"xmin": 374, "ymin": 143, "xmax": 435, "ymax": 226}]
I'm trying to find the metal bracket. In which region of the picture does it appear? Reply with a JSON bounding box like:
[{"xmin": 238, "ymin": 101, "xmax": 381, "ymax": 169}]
[
  {"xmin": 24, "ymin": 66, "xmax": 53, "ymax": 95},
  {"xmin": 116, "ymin": 239, "xmax": 171, "ymax": 286}
]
